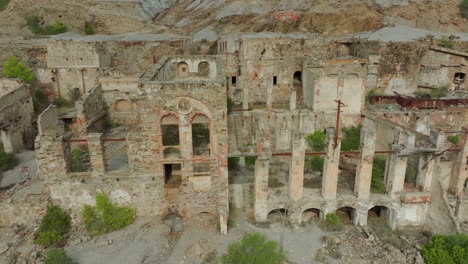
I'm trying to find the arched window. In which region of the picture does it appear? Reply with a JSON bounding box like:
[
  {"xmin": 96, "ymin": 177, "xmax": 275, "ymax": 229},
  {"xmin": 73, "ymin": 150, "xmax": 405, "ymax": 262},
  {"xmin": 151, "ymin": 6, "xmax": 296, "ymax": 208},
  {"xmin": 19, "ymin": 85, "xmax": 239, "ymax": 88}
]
[
  {"xmin": 114, "ymin": 99, "xmax": 132, "ymax": 112},
  {"xmin": 177, "ymin": 62, "xmax": 189, "ymax": 78},
  {"xmin": 161, "ymin": 115, "xmax": 179, "ymax": 146},
  {"xmin": 198, "ymin": 61, "xmax": 210, "ymax": 77},
  {"xmin": 293, "ymin": 71, "xmax": 303, "ymax": 104},
  {"xmin": 192, "ymin": 114, "xmax": 210, "ymax": 156}
]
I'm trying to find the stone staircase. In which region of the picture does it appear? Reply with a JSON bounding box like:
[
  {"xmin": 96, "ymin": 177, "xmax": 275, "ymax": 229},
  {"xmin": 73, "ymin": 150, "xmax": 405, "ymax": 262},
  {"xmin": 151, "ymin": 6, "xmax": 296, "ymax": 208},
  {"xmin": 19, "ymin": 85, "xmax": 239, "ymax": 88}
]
[{"xmin": 227, "ymin": 113, "xmax": 244, "ymax": 155}]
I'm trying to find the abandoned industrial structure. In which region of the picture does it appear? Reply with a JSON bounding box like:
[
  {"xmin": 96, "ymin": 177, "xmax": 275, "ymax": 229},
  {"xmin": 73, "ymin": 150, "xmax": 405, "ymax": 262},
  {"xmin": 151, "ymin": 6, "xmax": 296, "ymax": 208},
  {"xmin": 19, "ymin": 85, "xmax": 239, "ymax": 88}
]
[{"xmin": 1, "ymin": 32, "xmax": 467, "ymax": 235}]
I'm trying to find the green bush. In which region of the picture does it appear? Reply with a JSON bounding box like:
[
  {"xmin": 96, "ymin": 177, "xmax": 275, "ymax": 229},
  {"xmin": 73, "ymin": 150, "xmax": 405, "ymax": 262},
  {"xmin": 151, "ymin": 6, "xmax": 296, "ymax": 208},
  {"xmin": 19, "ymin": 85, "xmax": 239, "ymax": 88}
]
[
  {"xmin": 0, "ymin": 152, "xmax": 18, "ymax": 172},
  {"xmin": 31, "ymin": 88, "xmax": 49, "ymax": 113},
  {"xmin": 2, "ymin": 55, "xmax": 35, "ymax": 83},
  {"xmin": 325, "ymin": 213, "xmax": 339, "ymax": 225},
  {"xmin": 421, "ymin": 234, "xmax": 468, "ymax": 264},
  {"xmin": 371, "ymin": 155, "xmax": 386, "ymax": 194},
  {"xmin": 306, "ymin": 130, "xmax": 326, "ymax": 151},
  {"xmin": 221, "ymin": 232, "xmax": 286, "ymax": 264},
  {"xmin": 367, "ymin": 88, "xmax": 385, "ymax": 97},
  {"xmin": 26, "ymin": 16, "xmax": 67, "ymax": 35},
  {"xmin": 70, "ymin": 149, "xmax": 83, "ymax": 172},
  {"xmin": 82, "ymin": 192, "xmax": 136, "ymax": 236},
  {"xmin": 0, "ymin": 0, "xmax": 11, "ymax": 10},
  {"xmin": 35, "ymin": 205, "xmax": 71, "ymax": 247},
  {"xmin": 414, "ymin": 86, "xmax": 449, "ymax": 99},
  {"xmin": 304, "ymin": 155, "xmax": 324, "ymax": 172},
  {"xmin": 438, "ymin": 36, "xmax": 455, "ymax": 49},
  {"xmin": 459, "ymin": 0, "xmax": 468, "ymax": 18},
  {"xmin": 84, "ymin": 22, "xmax": 95, "ymax": 35},
  {"xmin": 448, "ymin": 135, "xmax": 460, "ymax": 144},
  {"xmin": 44, "ymin": 249, "xmax": 77, "ymax": 264},
  {"xmin": 341, "ymin": 125, "xmax": 362, "ymax": 151},
  {"xmin": 228, "ymin": 157, "xmax": 239, "ymax": 170},
  {"xmin": 245, "ymin": 156, "xmax": 256, "ymax": 167}
]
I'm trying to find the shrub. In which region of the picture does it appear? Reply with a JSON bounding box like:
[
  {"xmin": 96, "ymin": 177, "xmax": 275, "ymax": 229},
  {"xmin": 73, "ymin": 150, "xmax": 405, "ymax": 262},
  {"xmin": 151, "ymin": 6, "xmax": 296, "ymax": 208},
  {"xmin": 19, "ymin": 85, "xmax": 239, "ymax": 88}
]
[
  {"xmin": 367, "ymin": 88, "xmax": 385, "ymax": 98},
  {"xmin": 460, "ymin": 0, "xmax": 468, "ymax": 18},
  {"xmin": 31, "ymin": 88, "xmax": 49, "ymax": 113},
  {"xmin": 81, "ymin": 192, "xmax": 136, "ymax": 236},
  {"xmin": 371, "ymin": 155, "xmax": 386, "ymax": 194},
  {"xmin": 306, "ymin": 130, "xmax": 326, "ymax": 151},
  {"xmin": 0, "ymin": 152, "xmax": 18, "ymax": 172},
  {"xmin": 304, "ymin": 155, "xmax": 324, "ymax": 172},
  {"xmin": 26, "ymin": 16, "xmax": 67, "ymax": 35},
  {"xmin": 35, "ymin": 205, "xmax": 71, "ymax": 247},
  {"xmin": 227, "ymin": 97, "xmax": 233, "ymax": 111},
  {"xmin": 341, "ymin": 125, "xmax": 362, "ymax": 151},
  {"xmin": 228, "ymin": 157, "xmax": 239, "ymax": 170},
  {"xmin": 421, "ymin": 234, "xmax": 468, "ymax": 264},
  {"xmin": 325, "ymin": 213, "xmax": 339, "ymax": 225},
  {"xmin": 448, "ymin": 135, "xmax": 460, "ymax": 144},
  {"xmin": 44, "ymin": 249, "xmax": 77, "ymax": 264},
  {"xmin": 84, "ymin": 22, "xmax": 95, "ymax": 35},
  {"xmin": 245, "ymin": 156, "xmax": 256, "ymax": 167},
  {"xmin": 0, "ymin": 0, "xmax": 11, "ymax": 10},
  {"xmin": 2, "ymin": 55, "xmax": 35, "ymax": 83},
  {"xmin": 221, "ymin": 232, "xmax": 286, "ymax": 264},
  {"xmin": 438, "ymin": 36, "xmax": 454, "ymax": 49},
  {"xmin": 67, "ymin": 88, "xmax": 81, "ymax": 102},
  {"xmin": 70, "ymin": 149, "xmax": 83, "ymax": 172}
]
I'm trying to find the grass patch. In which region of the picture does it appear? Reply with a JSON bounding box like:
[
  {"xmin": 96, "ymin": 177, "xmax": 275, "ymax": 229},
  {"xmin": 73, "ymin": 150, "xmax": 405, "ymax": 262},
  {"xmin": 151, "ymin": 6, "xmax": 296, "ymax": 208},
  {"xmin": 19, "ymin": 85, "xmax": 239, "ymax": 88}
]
[
  {"xmin": 318, "ymin": 213, "xmax": 344, "ymax": 232},
  {"xmin": 70, "ymin": 149, "xmax": 84, "ymax": 172},
  {"xmin": 414, "ymin": 85, "xmax": 449, "ymax": 99},
  {"xmin": 461, "ymin": 0, "xmax": 468, "ymax": 18},
  {"xmin": 82, "ymin": 192, "xmax": 136, "ymax": 236},
  {"xmin": 0, "ymin": 0, "xmax": 11, "ymax": 10},
  {"xmin": 371, "ymin": 155, "xmax": 386, "ymax": 194},
  {"xmin": 44, "ymin": 249, "xmax": 77, "ymax": 264},
  {"xmin": 438, "ymin": 36, "xmax": 455, "ymax": 49},
  {"xmin": 35, "ymin": 205, "xmax": 71, "ymax": 247},
  {"xmin": 84, "ymin": 22, "xmax": 95, "ymax": 35},
  {"xmin": 0, "ymin": 152, "xmax": 18, "ymax": 172},
  {"xmin": 422, "ymin": 234, "xmax": 468, "ymax": 264}
]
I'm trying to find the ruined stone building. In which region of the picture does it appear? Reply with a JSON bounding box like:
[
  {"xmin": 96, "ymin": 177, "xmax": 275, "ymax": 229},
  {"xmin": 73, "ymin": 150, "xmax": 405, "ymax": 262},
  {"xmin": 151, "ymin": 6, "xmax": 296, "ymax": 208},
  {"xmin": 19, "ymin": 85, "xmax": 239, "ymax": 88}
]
[{"xmin": 3, "ymin": 32, "xmax": 467, "ymax": 234}]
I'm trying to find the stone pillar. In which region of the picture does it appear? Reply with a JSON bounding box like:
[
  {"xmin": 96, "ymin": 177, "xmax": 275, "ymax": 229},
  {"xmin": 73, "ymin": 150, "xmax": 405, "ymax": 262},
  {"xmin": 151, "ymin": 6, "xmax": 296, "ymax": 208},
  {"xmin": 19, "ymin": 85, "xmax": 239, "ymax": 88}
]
[
  {"xmin": 353, "ymin": 207, "xmax": 368, "ymax": 226},
  {"xmin": 449, "ymin": 130, "xmax": 468, "ymax": 195},
  {"xmin": 322, "ymin": 128, "xmax": 341, "ymax": 200},
  {"xmin": 266, "ymin": 82, "xmax": 273, "ymax": 116},
  {"xmin": 87, "ymin": 133, "xmax": 106, "ymax": 174},
  {"xmin": 254, "ymin": 137, "xmax": 271, "ymax": 222},
  {"xmin": 290, "ymin": 91, "xmax": 297, "ymax": 112},
  {"xmin": 0, "ymin": 129, "xmax": 14, "ymax": 153},
  {"xmin": 386, "ymin": 129, "xmax": 415, "ymax": 197},
  {"xmin": 417, "ymin": 132, "xmax": 445, "ymax": 191},
  {"xmin": 289, "ymin": 132, "xmax": 306, "ymax": 201},
  {"xmin": 354, "ymin": 118, "xmax": 376, "ymax": 199}
]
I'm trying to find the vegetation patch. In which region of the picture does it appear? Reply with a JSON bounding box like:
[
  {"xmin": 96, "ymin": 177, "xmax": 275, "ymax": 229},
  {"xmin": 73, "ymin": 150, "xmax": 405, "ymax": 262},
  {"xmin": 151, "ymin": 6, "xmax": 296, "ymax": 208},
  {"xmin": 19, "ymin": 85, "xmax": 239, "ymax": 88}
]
[
  {"xmin": 44, "ymin": 249, "xmax": 77, "ymax": 264},
  {"xmin": 245, "ymin": 156, "xmax": 256, "ymax": 167},
  {"xmin": 318, "ymin": 213, "xmax": 344, "ymax": 232},
  {"xmin": 438, "ymin": 36, "xmax": 455, "ymax": 49},
  {"xmin": 2, "ymin": 55, "xmax": 35, "ymax": 83},
  {"xmin": 421, "ymin": 234, "xmax": 468, "ymax": 264},
  {"xmin": 221, "ymin": 232, "xmax": 286, "ymax": 264},
  {"xmin": 304, "ymin": 156, "xmax": 324, "ymax": 172},
  {"xmin": 26, "ymin": 16, "xmax": 67, "ymax": 35},
  {"xmin": 82, "ymin": 192, "xmax": 136, "ymax": 236},
  {"xmin": 371, "ymin": 155, "xmax": 386, "ymax": 194},
  {"xmin": 84, "ymin": 22, "xmax": 95, "ymax": 35},
  {"xmin": 35, "ymin": 205, "xmax": 71, "ymax": 247},
  {"xmin": 306, "ymin": 130, "xmax": 326, "ymax": 151},
  {"xmin": 448, "ymin": 135, "xmax": 460, "ymax": 144},
  {"xmin": 340, "ymin": 125, "xmax": 362, "ymax": 151},
  {"xmin": 70, "ymin": 149, "xmax": 84, "ymax": 172},
  {"xmin": 460, "ymin": 0, "xmax": 468, "ymax": 18},
  {"xmin": 0, "ymin": 152, "xmax": 18, "ymax": 172},
  {"xmin": 0, "ymin": 0, "xmax": 11, "ymax": 11},
  {"xmin": 228, "ymin": 157, "xmax": 239, "ymax": 170},
  {"xmin": 414, "ymin": 85, "xmax": 449, "ymax": 99}
]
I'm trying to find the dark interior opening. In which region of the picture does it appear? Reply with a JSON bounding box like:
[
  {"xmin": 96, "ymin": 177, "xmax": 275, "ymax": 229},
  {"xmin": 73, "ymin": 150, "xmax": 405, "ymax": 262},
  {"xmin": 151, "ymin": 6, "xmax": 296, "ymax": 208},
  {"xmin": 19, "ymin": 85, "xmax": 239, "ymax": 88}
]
[
  {"xmin": 164, "ymin": 163, "xmax": 182, "ymax": 188},
  {"xmin": 273, "ymin": 76, "xmax": 278, "ymax": 86}
]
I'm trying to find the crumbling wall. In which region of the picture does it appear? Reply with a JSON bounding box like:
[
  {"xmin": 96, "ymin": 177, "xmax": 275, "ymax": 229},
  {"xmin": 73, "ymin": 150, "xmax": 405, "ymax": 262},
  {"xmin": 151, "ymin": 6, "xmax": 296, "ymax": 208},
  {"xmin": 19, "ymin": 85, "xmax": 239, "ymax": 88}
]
[{"xmin": 75, "ymin": 86, "xmax": 107, "ymax": 135}]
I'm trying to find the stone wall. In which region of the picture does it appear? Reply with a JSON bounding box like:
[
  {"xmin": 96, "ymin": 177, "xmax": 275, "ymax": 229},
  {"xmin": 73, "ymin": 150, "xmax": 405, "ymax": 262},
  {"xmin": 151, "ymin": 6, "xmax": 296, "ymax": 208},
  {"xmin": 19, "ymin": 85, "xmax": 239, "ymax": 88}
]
[{"xmin": 75, "ymin": 86, "xmax": 107, "ymax": 136}]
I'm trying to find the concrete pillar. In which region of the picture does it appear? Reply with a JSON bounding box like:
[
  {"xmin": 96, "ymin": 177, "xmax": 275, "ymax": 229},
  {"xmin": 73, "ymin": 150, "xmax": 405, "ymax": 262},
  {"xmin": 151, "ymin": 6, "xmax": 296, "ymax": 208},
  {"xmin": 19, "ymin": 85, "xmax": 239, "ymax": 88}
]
[
  {"xmin": 266, "ymin": 81, "xmax": 273, "ymax": 115},
  {"xmin": 322, "ymin": 128, "xmax": 341, "ymax": 200},
  {"xmin": 417, "ymin": 132, "xmax": 445, "ymax": 191},
  {"xmin": 353, "ymin": 207, "xmax": 368, "ymax": 226},
  {"xmin": 1, "ymin": 130, "xmax": 14, "ymax": 153},
  {"xmin": 417, "ymin": 132, "xmax": 446, "ymax": 191},
  {"xmin": 87, "ymin": 133, "xmax": 106, "ymax": 174},
  {"xmin": 254, "ymin": 137, "xmax": 271, "ymax": 222},
  {"xmin": 386, "ymin": 129, "xmax": 415, "ymax": 197},
  {"xmin": 290, "ymin": 91, "xmax": 297, "ymax": 112},
  {"xmin": 354, "ymin": 118, "xmax": 376, "ymax": 199},
  {"xmin": 449, "ymin": 130, "xmax": 468, "ymax": 195},
  {"xmin": 289, "ymin": 132, "xmax": 306, "ymax": 201}
]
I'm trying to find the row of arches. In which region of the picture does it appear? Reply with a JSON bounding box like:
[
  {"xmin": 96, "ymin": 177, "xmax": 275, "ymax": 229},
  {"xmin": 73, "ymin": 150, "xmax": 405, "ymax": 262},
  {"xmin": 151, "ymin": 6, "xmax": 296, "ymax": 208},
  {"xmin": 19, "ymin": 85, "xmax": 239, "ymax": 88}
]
[{"xmin": 266, "ymin": 205, "xmax": 390, "ymax": 225}]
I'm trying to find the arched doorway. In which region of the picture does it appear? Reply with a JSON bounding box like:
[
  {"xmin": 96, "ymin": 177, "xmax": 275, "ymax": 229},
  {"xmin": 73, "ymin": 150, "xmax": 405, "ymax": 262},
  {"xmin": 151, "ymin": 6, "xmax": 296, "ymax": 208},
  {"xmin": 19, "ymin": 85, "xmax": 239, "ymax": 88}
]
[
  {"xmin": 267, "ymin": 208, "xmax": 289, "ymax": 223},
  {"xmin": 302, "ymin": 208, "xmax": 322, "ymax": 223},
  {"xmin": 368, "ymin": 206, "xmax": 390, "ymax": 228},
  {"xmin": 336, "ymin": 206, "xmax": 355, "ymax": 224},
  {"xmin": 198, "ymin": 61, "xmax": 210, "ymax": 77},
  {"xmin": 177, "ymin": 62, "xmax": 189, "ymax": 78},
  {"xmin": 293, "ymin": 71, "xmax": 303, "ymax": 105}
]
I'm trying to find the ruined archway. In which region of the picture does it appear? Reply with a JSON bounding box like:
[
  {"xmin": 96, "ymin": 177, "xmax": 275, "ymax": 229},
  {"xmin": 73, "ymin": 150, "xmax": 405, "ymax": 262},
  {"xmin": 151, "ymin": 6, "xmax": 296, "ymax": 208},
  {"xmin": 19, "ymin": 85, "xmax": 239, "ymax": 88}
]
[
  {"xmin": 163, "ymin": 213, "xmax": 184, "ymax": 233},
  {"xmin": 198, "ymin": 61, "xmax": 210, "ymax": 77},
  {"xmin": 177, "ymin": 62, "xmax": 189, "ymax": 78},
  {"xmin": 336, "ymin": 206, "xmax": 355, "ymax": 224},
  {"xmin": 301, "ymin": 208, "xmax": 322, "ymax": 223},
  {"xmin": 368, "ymin": 206, "xmax": 390, "ymax": 228},
  {"xmin": 114, "ymin": 99, "xmax": 132, "ymax": 112},
  {"xmin": 267, "ymin": 208, "xmax": 289, "ymax": 223}
]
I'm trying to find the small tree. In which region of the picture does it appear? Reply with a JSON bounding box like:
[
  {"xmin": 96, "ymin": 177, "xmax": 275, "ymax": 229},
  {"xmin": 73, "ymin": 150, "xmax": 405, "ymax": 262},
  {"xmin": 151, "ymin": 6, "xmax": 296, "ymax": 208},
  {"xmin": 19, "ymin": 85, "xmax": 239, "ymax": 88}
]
[
  {"xmin": 35, "ymin": 205, "xmax": 71, "ymax": 247},
  {"xmin": 2, "ymin": 55, "xmax": 35, "ymax": 83},
  {"xmin": 448, "ymin": 135, "xmax": 460, "ymax": 144},
  {"xmin": 221, "ymin": 232, "xmax": 286, "ymax": 264},
  {"xmin": 306, "ymin": 130, "xmax": 326, "ymax": 151},
  {"xmin": 421, "ymin": 234, "xmax": 468, "ymax": 264}
]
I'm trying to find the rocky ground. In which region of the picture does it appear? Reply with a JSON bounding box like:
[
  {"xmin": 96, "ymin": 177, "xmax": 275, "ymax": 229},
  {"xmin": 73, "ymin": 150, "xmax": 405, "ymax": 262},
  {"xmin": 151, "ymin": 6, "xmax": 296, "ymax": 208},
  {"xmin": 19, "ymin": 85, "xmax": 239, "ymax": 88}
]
[{"xmin": 0, "ymin": 203, "xmax": 432, "ymax": 264}]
